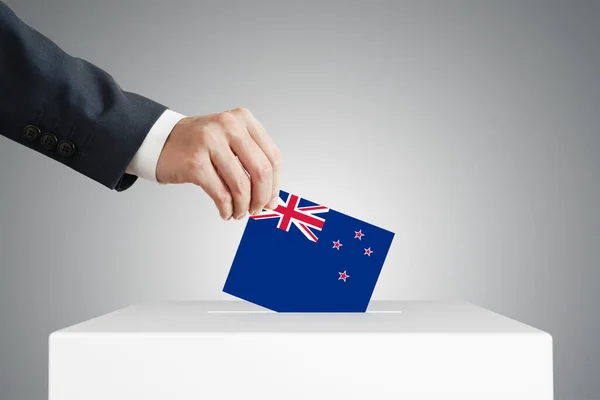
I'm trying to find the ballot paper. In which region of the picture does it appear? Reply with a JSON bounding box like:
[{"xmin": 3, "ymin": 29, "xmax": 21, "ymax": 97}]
[{"xmin": 223, "ymin": 190, "xmax": 395, "ymax": 312}]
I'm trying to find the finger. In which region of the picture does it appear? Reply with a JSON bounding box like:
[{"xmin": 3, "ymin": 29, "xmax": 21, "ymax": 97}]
[
  {"xmin": 266, "ymin": 196, "xmax": 280, "ymax": 210},
  {"xmin": 228, "ymin": 131, "xmax": 273, "ymax": 215},
  {"xmin": 193, "ymin": 155, "xmax": 234, "ymax": 220},
  {"xmin": 232, "ymin": 108, "xmax": 282, "ymax": 208},
  {"xmin": 210, "ymin": 140, "xmax": 251, "ymax": 220}
]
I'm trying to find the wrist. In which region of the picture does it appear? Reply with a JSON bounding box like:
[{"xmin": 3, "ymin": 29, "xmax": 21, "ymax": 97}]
[{"xmin": 126, "ymin": 109, "xmax": 186, "ymax": 182}]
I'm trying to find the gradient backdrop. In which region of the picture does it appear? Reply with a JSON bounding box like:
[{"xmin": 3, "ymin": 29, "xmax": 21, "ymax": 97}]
[{"xmin": 0, "ymin": 0, "xmax": 599, "ymax": 399}]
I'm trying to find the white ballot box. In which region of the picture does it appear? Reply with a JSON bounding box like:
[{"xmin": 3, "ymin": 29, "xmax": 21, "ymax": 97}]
[{"xmin": 49, "ymin": 301, "xmax": 553, "ymax": 400}]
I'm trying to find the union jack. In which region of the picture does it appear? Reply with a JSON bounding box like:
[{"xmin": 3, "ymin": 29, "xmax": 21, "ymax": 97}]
[{"xmin": 250, "ymin": 193, "xmax": 329, "ymax": 242}]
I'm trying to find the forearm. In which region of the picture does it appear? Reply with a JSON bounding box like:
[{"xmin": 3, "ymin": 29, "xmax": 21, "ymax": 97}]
[{"xmin": 0, "ymin": 1, "xmax": 167, "ymax": 190}]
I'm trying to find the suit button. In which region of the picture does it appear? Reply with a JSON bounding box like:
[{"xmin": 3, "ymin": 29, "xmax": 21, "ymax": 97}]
[
  {"xmin": 57, "ymin": 140, "xmax": 76, "ymax": 158},
  {"xmin": 23, "ymin": 125, "xmax": 41, "ymax": 141},
  {"xmin": 40, "ymin": 133, "xmax": 58, "ymax": 150}
]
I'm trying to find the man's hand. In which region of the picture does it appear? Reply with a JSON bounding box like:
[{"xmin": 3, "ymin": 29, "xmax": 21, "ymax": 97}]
[{"xmin": 156, "ymin": 108, "xmax": 282, "ymax": 220}]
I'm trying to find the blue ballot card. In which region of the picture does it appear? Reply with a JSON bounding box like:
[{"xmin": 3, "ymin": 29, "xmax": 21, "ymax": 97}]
[{"xmin": 223, "ymin": 190, "xmax": 395, "ymax": 312}]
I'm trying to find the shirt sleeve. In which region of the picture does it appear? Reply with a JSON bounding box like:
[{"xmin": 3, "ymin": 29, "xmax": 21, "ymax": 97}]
[{"xmin": 126, "ymin": 109, "xmax": 186, "ymax": 182}]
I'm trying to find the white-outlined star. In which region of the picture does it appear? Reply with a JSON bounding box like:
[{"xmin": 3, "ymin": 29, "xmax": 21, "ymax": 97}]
[
  {"xmin": 338, "ymin": 270, "xmax": 350, "ymax": 282},
  {"xmin": 364, "ymin": 247, "xmax": 373, "ymax": 256},
  {"xmin": 332, "ymin": 240, "xmax": 343, "ymax": 250},
  {"xmin": 354, "ymin": 230, "xmax": 365, "ymax": 240}
]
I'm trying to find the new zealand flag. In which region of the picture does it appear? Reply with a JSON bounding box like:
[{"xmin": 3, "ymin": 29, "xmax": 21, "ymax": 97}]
[{"xmin": 223, "ymin": 190, "xmax": 395, "ymax": 312}]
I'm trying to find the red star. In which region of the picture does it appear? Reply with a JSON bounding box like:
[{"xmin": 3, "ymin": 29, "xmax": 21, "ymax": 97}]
[
  {"xmin": 338, "ymin": 270, "xmax": 350, "ymax": 282},
  {"xmin": 354, "ymin": 230, "xmax": 365, "ymax": 240},
  {"xmin": 332, "ymin": 240, "xmax": 343, "ymax": 250},
  {"xmin": 364, "ymin": 247, "xmax": 373, "ymax": 256}
]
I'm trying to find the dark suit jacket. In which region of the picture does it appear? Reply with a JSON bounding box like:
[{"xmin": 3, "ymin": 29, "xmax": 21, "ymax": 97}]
[{"xmin": 0, "ymin": 1, "xmax": 167, "ymax": 191}]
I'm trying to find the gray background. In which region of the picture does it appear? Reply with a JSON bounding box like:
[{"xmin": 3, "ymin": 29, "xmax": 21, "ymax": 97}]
[{"xmin": 0, "ymin": 0, "xmax": 598, "ymax": 399}]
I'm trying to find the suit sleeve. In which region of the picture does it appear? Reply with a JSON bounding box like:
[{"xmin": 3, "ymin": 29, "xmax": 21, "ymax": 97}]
[{"xmin": 0, "ymin": 2, "xmax": 167, "ymax": 191}]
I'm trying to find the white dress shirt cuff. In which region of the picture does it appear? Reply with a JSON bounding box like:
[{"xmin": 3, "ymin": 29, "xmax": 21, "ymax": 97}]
[{"xmin": 126, "ymin": 109, "xmax": 186, "ymax": 182}]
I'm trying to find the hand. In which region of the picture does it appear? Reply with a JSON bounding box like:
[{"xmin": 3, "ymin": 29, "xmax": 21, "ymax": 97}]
[{"xmin": 156, "ymin": 108, "xmax": 282, "ymax": 220}]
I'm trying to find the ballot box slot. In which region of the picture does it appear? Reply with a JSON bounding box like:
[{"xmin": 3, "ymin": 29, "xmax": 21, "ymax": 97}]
[{"xmin": 206, "ymin": 310, "xmax": 403, "ymax": 314}]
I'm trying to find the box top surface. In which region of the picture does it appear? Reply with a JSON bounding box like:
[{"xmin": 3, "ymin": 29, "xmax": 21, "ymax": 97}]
[{"xmin": 54, "ymin": 301, "xmax": 546, "ymax": 335}]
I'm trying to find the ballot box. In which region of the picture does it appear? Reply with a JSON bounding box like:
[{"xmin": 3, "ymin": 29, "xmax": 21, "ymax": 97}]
[{"xmin": 49, "ymin": 301, "xmax": 553, "ymax": 400}]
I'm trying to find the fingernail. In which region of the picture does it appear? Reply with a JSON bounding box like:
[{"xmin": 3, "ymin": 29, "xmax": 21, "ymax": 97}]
[
  {"xmin": 235, "ymin": 212, "xmax": 246, "ymax": 220},
  {"xmin": 225, "ymin": 215, "xmax": 232, "ymax": 221}
]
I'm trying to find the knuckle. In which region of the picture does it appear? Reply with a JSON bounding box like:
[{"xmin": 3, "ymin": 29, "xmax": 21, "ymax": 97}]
[
  {"xmin": 213, "ymin": 111, "xmax": 236, "ymax": 130},
  {"xmin": 215, "ymin": 190, "xmax": 233, "ymax": 207},
  {"xmin": 271, "ymin": 149, "xmax": 283, "ymax": 168},
  {"xmin": 232, "ymin": 172, "xmax": 251, "ymax": 195},
  {"xmin": 253, "ymin": 162, "xmax": 273, "ymax": 181},
  {"xmin": 232, "ymin": 107, "xmax": 252, "ymax": 119}
]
